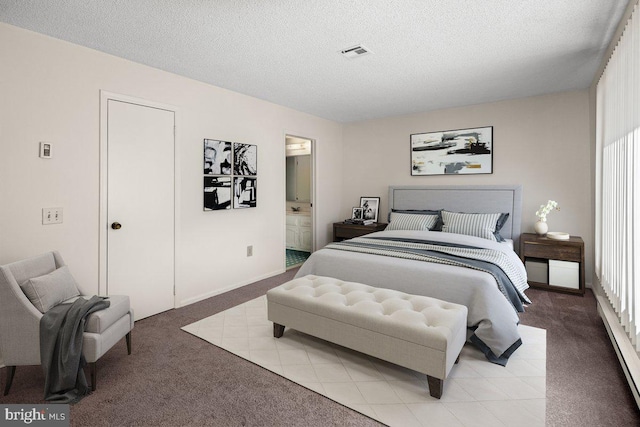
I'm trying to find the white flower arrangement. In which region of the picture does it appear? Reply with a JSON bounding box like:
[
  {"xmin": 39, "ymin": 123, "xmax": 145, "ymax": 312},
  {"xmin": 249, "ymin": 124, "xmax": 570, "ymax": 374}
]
[{"xmin": 535, "ymin": 200, "xmax": 559, "ymax": 222}]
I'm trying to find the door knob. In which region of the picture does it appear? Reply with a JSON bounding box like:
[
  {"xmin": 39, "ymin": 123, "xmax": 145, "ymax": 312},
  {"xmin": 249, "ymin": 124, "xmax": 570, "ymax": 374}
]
[{"xmin": 111, "ymin": 222, "xmax": 122, "ymax": 230}]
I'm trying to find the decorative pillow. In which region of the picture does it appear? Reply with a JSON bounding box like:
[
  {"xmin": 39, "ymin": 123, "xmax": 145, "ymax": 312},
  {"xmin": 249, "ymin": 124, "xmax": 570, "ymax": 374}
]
[
  {"xmin": 494, "ymin": 213, "xmax": 510, "ymax": 242},
  {"xmin": 20, "ymin": 265, "xmax": 81, "ymax": 313},
  {"xmin": 387, "ymin": 212, "xmax": 439, "ymax": 231},
  {"xmin": 389, "ymin": 209, "xmax": 443, "ymax": 230},
  {"xmin": 441, "ymin": 211, "xmax": 505, "ymax": 242}
]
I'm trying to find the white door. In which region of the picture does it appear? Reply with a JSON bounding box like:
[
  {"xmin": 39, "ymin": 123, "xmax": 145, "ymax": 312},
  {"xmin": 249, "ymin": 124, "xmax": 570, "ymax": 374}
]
[{"xmin": 106, "ymin": 100, "xmax": 175, "ymax": 320}]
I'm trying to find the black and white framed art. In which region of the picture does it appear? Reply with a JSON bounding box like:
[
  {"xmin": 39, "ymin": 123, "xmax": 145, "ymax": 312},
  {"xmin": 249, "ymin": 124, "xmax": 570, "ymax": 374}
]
[
  {"xmin": 204, "ymin": 139, "xmax": 232, "ymax": 175},
  {"xmin": 233, "ymin": 143, "xmax": 257, "ymax": 176},
  {"xmin": 203, "ymin": 176, "xmax": 232, "ymax": 211},
  {"xmin": 234, "ymin": 177, "xmax": 257, "ymax": 208},
  {"xmin": 352, "ymin": 207, "xmax": 364, "ymax": 220},
  {"xmin": 360, "ymin": 197, "xmax": 380, "ymax": 222},
  {"xmin": 204, "ymin": 139, "xmax": 258, "ymax": 211},
  {"xmin": 410, "ymin": 126, "xmax": 493, "ymax": 176}
]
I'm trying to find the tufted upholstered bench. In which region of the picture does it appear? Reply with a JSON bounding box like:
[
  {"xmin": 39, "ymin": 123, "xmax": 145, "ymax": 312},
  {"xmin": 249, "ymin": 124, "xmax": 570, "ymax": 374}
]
[{"xmin": 266, "ymin": 275, "xmax": 468, "ymax": 398}]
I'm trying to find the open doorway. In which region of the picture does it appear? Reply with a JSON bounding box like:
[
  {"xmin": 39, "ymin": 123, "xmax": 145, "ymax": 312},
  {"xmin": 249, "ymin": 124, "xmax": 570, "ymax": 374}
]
[{"xmin": 285, "ymin": 135, "xmax": 314, "ymax": 269}]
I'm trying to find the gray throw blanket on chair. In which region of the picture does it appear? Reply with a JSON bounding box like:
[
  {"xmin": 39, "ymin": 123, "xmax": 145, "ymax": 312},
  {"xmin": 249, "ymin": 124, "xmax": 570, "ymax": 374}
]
[{"xmin": 40, "ymin": 295, "xmax": 110, "ymax": 403}]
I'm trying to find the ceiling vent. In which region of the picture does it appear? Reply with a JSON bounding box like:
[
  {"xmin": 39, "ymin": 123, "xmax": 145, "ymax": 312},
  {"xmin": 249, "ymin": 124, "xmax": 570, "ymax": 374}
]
[{"xmin": 340, "ymin": 45, "xmax": 372, "ymax": 59}]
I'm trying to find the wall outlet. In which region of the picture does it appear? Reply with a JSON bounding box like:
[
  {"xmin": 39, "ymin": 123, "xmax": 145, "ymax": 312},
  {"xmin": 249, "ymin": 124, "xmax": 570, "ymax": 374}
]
[
  {"xmin": 247, "ymin": 245, "xmax": 253, "ymax": 257},
  {"xmin": 42, "ymin": 207, "xmax": 63, "ymax": 225}
]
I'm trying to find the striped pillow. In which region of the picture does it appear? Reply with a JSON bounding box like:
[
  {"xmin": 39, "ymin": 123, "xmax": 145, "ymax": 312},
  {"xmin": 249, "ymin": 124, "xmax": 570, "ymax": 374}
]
[
  {"xmin": 441, "ymin": 211, "xmax": 502, "ymax": 241},
  {"xmin": 389, "ymin": 209, "xmax": 443, "ymax": 230},
  {"xmin": 387, "ymin": 212, "xmax": 439, "ymax": 231}
]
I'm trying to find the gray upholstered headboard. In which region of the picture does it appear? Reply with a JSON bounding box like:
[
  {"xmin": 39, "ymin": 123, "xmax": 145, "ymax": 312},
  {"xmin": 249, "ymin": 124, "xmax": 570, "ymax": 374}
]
[{"xmin": 388, "ymin": 185, "xmax": 523, "ymax": 250}]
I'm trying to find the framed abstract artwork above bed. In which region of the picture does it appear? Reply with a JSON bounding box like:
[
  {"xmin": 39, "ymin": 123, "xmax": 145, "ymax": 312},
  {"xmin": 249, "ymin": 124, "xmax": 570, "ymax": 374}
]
[{"xmin": 411, "ymin": 126, "xmax": 493, "ymax": 176}]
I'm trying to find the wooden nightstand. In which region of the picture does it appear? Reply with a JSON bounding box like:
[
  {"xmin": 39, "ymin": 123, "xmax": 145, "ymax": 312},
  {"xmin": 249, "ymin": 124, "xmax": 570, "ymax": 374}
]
[
  {"xmin": 519, "ymin": 232, "xmax": 585, "ymax": 295},
  {"xmin": 333, "ymin": 222, "xmax": 387, "ymax": 242}
]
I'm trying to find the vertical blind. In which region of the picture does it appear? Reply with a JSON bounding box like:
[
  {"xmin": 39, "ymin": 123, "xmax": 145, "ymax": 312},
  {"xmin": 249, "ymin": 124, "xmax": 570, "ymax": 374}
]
[{"xmin": 596, "ymin": 2, "xmax": 640, "ymax": 351}]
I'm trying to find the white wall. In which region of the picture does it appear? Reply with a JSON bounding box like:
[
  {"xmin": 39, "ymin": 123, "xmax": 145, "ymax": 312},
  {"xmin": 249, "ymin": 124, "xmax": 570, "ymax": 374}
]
[
  {"xmin": 0, "ymin": 23, "xmax": 343, "ymax": 306},
  {"xmin": 342, "ymin": 91, "xmax": 594, "ymax": 284}
]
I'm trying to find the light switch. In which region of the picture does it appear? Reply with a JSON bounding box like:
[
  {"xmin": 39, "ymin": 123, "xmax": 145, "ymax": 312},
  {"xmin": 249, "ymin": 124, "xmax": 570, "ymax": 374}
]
[
  {"xmin": 52, "ymin": 207, "xmax": 63, "ymax": 224},
  {"xmin": 42, "ymin": 207, "xmax": 63, "ymax": 225}
]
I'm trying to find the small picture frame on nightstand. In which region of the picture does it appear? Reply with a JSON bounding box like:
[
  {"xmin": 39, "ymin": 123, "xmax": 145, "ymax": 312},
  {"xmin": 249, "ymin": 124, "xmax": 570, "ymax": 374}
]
[
  {"xmin": 352, "ymin": 207, "xmax": 364, "ymax": 220},
  {"xmin": 360, "ymin": 197, "xmax": 380, "ymax": 222}
]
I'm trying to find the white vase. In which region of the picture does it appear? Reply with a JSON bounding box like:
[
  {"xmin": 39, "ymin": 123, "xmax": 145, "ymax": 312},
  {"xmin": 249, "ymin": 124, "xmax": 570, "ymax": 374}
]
[{"xmin": 534, "ymin": 220, "xmax": 548, "ymax": 236}]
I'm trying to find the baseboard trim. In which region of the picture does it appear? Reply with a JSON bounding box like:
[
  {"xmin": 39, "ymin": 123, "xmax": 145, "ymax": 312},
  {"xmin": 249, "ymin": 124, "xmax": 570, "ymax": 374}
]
[
  {"xmin": 596, "ymin": 292, "xmax": 640, "ymax": 408},
  {"xmin": 176, "ymin": 268, "xmax": 286, "ymax": 308}
]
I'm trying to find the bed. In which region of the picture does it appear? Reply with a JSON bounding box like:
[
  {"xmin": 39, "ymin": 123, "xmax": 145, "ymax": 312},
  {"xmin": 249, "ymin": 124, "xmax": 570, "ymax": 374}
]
[{"xmin": 296, "ymin": 185, "xmax": 529, "ymax": 365}]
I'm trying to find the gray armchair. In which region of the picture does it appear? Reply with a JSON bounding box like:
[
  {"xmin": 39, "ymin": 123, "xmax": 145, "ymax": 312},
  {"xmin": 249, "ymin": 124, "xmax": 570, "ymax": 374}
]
[{"xmin": 0, "ymin": 251, "xmax": 133, "ymax": 395}]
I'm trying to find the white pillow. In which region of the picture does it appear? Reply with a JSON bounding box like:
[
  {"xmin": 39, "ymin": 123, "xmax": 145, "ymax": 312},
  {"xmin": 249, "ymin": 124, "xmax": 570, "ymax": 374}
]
[
  {"xmin": 441, "ymin": 211, "xmax": 501, "ymax": 241},
  {"xmin": 387, "ymin": 212, "xmax": 439, "ymax": 231},
  {"xmin": 20, "ymin": 265, "xmax": 81, "ymax": 313}
]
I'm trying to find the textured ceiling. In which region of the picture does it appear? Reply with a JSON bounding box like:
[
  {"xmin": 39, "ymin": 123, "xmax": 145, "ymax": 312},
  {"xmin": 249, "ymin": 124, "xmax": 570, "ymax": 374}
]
[{"xmin": 0, "ymin": 0, "xmax": 629, "ymax": 122}]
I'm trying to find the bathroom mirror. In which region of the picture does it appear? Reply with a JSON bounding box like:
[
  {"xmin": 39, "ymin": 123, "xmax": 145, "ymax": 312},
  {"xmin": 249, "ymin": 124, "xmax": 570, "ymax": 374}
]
[{"xmin": 286, "ymin": 155, "xmax": 311, "ymax": 202}]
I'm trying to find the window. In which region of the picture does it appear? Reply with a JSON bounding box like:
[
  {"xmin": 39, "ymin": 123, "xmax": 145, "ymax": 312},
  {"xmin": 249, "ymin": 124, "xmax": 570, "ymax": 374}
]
[{"xmin": 596, "ymin": 3, "xmax": 640, "ymax": 351}]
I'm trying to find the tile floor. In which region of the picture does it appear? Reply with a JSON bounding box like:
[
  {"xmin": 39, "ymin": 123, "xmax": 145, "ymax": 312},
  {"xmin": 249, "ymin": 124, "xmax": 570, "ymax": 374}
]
[
  {"xmin": 286, "ymin": 249, "xmax": 311, "ymax": 268},
  {"xmin": 182, "ymin": 295, "xmax": 546, "ymax": 427}
]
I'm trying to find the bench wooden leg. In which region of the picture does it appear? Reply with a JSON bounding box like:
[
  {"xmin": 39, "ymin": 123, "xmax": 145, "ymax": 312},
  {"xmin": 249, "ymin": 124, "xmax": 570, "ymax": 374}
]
[
  {"xmin": 3, "ymin": 366, "xmax": 16, "ymax": 396},
  {"xmin": 427, "ymin": 375, "xmax": 443, "ymax": 399},
  {"xmin": 273, "ymin": 323, "xmax": 285, "ymax": 338}
]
